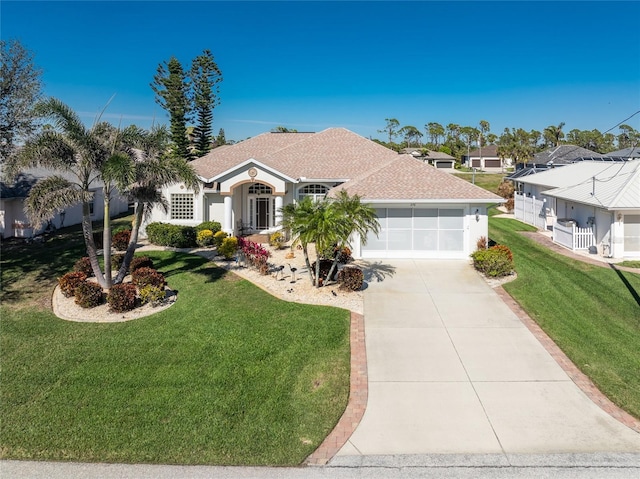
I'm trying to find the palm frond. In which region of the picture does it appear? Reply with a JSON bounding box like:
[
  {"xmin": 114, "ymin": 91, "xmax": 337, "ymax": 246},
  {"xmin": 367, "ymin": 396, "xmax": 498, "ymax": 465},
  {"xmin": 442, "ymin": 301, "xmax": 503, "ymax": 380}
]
[{"xmin": 24, "ymin": 176, "xmax": 84, "ymax": 228}]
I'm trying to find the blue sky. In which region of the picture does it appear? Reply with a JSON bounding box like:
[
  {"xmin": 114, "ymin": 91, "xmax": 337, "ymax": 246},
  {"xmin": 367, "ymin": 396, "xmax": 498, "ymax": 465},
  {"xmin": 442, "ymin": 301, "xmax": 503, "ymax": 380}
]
[{"xmin": 3, "ymin": 1, "xmax": 639, "ymax": 142}]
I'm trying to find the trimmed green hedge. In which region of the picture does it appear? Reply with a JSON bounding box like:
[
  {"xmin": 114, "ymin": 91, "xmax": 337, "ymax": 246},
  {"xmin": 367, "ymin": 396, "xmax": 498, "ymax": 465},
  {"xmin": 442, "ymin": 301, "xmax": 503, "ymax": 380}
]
[{"xmin": 146, "ymin": 222, "xmax": 197, "ymax": 248}]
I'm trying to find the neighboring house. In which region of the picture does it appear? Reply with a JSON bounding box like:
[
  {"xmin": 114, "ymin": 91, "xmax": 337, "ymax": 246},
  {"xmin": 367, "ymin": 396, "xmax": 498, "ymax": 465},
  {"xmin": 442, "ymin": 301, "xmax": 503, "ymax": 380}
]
[
  {"xmin": 513, "ymin": 160, "xmax": 640, "ymax": 259},
  {"xmin": 462, "ymin": 145, "xmax": 512, "ymax": 170},
  {"xmin": 401, "ymin": 148, "xmax": 456, "ymax": 171},
  {"xmin": 507, "ymin": 144, "xmax": 623, "ymax": 188},
  {"xmin": 607, "ymin": 147, "xmax": 640, "ymax": 160},
  {"xmin": 0, "ymin": 167, "xmax": 129, "ymax": 239},
  {"xmin": 145, "ymin": 128, "xmax": 502, "ymax": 259},
  {"xmin": 533, "ymin": 144, "xmax": 604, "ymax": 166}
]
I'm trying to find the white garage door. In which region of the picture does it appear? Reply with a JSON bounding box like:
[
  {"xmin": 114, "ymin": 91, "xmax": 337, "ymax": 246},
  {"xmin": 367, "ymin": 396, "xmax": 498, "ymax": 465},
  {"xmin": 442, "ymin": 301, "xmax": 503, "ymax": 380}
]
[
  {"xmin": 624, "ymin": 214, "xmax": 640, "ymax": 258},
  {"xmin": 362, "ymin": 207, "xmax": 466, "ymax": 259}
]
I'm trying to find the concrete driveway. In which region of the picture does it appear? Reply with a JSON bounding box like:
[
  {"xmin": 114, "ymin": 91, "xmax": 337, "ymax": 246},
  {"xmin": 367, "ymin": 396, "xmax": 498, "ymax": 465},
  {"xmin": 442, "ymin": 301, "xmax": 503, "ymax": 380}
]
[{"xmin": 336, "ymin": 260, "xmax": 640, "ymax": 457}]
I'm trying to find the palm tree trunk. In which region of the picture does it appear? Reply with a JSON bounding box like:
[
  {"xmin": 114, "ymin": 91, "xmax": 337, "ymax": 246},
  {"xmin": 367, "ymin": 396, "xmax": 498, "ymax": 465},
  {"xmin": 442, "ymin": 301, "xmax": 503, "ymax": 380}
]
[
  {"xmin": 315, "ymin": 253, "xmax": 321, "ymax": 289},
  {"xmin": 115, "ymin": 202, "xmax": 144, "ymax": 284},
  {"xmin": 81, "ymin": 201, "xmax": 107, "ymax": 288},
  {"xmin": 103, "ymin": 192, "xmax": 113, "ymax": 289},
  {"xmin": 326, "ymin": 255, "xmax": 340, "ymax": 288},
  {"xmin": 301, "ymin": 244, "xmax": 315, "ymax": 286}
]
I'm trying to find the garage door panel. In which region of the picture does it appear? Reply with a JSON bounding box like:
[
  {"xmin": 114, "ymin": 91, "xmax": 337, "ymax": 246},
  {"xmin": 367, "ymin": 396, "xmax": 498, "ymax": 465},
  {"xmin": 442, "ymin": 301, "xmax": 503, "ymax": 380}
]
[
  {"xmin": 624, "ymin": 215, "xmax": 640, "ymax": 253},
  {"xmin": 366, "ymin": 229, "xmax": 387, "ymax": 249},
  {"xmin": 439, "ymin": 230, "xmax": 464, "ymax": 251},
  {"xmin": 362, "ymin": 207, "xmax": 467, "ymax": 258},
  {"xmin": 414, "ymin": 209, "xmax": 438, "ymax": 228},
  {"xmin": 439, "ymin": 209, "xmax": 464, "ymax": 228},
  {"xmin": 413, "ymin": 230, "xmax": 438, "ymax": 250},
  {"xmin": 388, "ymin": 208, "xmax": 412, "ymax": 228},
  {"xmin": 388, "ymin": 230, "xmax": 412, "ymax": 250}
]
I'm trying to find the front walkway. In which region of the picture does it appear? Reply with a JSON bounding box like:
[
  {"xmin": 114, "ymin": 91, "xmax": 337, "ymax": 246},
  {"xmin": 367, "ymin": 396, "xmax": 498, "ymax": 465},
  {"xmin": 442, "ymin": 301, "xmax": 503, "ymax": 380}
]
[{"xmin": 332, "ymin": 260, "xmax": 640, "ymax": 461}]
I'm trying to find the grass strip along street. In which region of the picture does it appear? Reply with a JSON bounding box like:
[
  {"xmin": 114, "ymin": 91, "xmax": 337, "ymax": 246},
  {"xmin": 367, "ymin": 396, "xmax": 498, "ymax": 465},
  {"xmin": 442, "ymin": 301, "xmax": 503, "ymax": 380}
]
[
  {"xmin": 489, "ymin": 213, "xmax": 640, "ymax": 420},
  {"xmin": 1, "ymin": 225, "xmax": 350, "ymax": 465}
]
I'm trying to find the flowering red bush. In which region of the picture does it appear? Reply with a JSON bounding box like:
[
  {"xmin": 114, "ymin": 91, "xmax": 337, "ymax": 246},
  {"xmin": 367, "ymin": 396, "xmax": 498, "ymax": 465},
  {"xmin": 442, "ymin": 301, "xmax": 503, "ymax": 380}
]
[{"xmin": 237, "ymin": 237, "xmax": 271, "ymax": 271}]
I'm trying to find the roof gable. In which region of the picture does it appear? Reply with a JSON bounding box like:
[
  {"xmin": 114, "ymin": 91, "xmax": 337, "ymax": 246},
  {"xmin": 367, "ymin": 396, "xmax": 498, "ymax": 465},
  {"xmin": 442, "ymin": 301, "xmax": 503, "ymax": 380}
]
[
  {"xmin": 191, "ymin": 128, "xmax": 399, "ymax": 181},
  {"xmin": 542, "ymin": 160, "xmax": 640, "ymax": 209}
]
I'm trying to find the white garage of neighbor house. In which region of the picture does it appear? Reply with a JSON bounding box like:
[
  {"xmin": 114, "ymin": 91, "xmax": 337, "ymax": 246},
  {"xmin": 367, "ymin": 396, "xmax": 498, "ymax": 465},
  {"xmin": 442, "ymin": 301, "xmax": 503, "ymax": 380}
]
[{"xmin": 144, "ymin": 128, "xmax": 503, "ymax": 259}]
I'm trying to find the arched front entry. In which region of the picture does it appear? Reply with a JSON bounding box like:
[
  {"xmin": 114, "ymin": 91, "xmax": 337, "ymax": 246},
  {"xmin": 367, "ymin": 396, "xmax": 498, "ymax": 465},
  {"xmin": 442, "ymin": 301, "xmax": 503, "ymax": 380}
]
[{"xmin": 247, "ymin": 182, "xmax": 274, "ymax": 230}]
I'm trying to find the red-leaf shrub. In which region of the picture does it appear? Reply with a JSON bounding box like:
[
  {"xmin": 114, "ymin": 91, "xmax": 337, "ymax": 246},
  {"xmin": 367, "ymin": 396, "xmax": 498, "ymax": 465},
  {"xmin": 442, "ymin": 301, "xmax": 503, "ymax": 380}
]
[
  {"xmin": 74, "ymin": 281, "xmax": 104, "ymax": 308},
  {"xmin": 107, "ymin": 283, "xmax": 137, "ymax": 312},
  {"xmin": 130, "ymin": 256, "xmax": 154, "ymax": 273},
  {"xmin": 131, "ymin": 267, "xmax": 166, "ymax": 288},
  {"xmin": 73, "ymin": 257, "xmax": 93, "ymax": 276},
  {"xmin": 338, "ymin": 266, "xmax": 364, "ymax": 291},
  {"xmin": 112, "ymin": 229, "xmax": 131, "ymax": 251},
  {"xmin": 58, "ymin": 271, "xmax": 87, "ymax": 297},
  {"xmin": 237, "ymin": 237, "xmax": 271, "ymax": 271}
]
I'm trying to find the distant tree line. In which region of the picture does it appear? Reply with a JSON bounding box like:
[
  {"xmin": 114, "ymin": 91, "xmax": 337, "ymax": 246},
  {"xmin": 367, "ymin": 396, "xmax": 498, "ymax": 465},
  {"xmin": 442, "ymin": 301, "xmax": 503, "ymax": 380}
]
[{"xmin": 374, "ymin": 118, "xmax": 639, "ymax": 164}]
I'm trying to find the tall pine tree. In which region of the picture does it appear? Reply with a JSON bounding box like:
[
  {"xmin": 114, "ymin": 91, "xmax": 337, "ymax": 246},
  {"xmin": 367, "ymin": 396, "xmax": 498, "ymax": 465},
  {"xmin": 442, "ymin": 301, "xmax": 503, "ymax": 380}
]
[
  {"xmin": 151, "ymin": 57, "xmax": 191, "ymax": 160},
  {"xmin": 190, "ymin": 50, "xmax": 222, "ymax": 157}
]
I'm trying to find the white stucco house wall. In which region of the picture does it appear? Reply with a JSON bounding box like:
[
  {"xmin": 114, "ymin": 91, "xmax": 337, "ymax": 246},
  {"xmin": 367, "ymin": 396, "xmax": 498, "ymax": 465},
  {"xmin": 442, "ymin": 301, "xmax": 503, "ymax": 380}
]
[
  {"xmin": 144, "ymin": 128, "xmax": 503, "ymax": 260},
  {"xmin": 463, "ymin": 145, "xmax": 512, "ymax": 170},
  {"xmin": 0, "ymin": 168, "xmax": 129, "ymax": 239}
]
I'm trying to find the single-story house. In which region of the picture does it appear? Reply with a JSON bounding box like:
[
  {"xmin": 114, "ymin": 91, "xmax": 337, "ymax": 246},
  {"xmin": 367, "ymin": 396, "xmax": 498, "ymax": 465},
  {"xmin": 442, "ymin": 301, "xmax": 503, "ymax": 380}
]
[
  {"xmin": 512, "ymin": 160, "xmax": 640, "ymax": 258},
  {"xmin": 400, "ymin": 148, "xmax": 457, "ymax": 170},
  {"xmin": 462, "ymin": 145, "xmax": 512, "ymax": 170},
  {"xmin": 607, "ymin": 147, "xmax": 640, "ymax": 160},
  {"xmin": 533, "ymin": 144, "xmax": 604, "ymax": 166},
  {"xmin": 145, "ymin": 128, "xmax": 503, "ymax": 259},
  {"xmin": 0, "ymin": 167, "xmax": 129, "ymax": 239}
]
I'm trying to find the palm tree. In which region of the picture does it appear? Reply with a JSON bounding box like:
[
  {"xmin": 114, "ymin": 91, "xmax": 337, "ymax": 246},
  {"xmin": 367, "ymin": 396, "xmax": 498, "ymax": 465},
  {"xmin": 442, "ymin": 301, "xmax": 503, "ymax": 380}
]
[
  {"xmin": 280, "ymin": 192, "xmax": 380, "ymax": 288},
  {"xmin": 544, "ymin": 122, "xmax": 565, "ymax": 147},
  {"xmin": 113, "ymin": 126, "xmax": 200, "ymax": 284},
  {"xmin": 325, "ymin": 191, "xmax": 380, "ymax": 284},
  {"xmin": 8, "ymin": 97, "xmax": 119, "ymax": 288},
  {"xmin": 280, "ymin": 197, "xmax": 318, "ymax": 285}
]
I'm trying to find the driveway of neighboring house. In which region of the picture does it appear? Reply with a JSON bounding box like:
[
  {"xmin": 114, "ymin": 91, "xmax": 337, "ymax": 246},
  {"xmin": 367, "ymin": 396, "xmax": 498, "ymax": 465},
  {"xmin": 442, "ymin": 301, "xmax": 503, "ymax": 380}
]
[{"xmin": 334, "ymin": 260, "xmax": 640, "ymax": 458}]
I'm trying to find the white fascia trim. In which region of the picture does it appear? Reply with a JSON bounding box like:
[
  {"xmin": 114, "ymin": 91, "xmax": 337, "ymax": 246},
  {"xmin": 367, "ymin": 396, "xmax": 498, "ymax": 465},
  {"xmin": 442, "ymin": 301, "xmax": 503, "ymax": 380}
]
[
  {"xmin": 302, "ymin": 178, "xmax": 350, "ymax": 183},
  {"xmin": 363, "ymin": 199, "xmax": 505, "ymax": 205},
  {"xmin": 204, "ymin": 158, "xmax": 297, "ymax": 183}
]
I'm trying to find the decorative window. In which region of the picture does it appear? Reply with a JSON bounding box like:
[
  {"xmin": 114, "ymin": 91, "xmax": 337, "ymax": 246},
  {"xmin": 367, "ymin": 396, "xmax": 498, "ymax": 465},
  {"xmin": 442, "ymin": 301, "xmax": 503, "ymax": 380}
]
[
  {"xmin": 170, "ymin": 193, "xmax": 194, "ymax": 220},
  {"xmin": 298, "ymin": 184, "xmax": 328, "ymax": 203},
  {"xmin": 248, "ymin": 183, "xmax": 272, "ymax": 195}
]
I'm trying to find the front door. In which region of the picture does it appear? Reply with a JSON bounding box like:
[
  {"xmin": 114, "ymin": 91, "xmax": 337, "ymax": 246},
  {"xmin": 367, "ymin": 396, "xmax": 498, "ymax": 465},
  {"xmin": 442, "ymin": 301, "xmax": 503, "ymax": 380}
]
[{"xmin": 255, "ymin": 197, "xmax": 270, "ymax": 230}]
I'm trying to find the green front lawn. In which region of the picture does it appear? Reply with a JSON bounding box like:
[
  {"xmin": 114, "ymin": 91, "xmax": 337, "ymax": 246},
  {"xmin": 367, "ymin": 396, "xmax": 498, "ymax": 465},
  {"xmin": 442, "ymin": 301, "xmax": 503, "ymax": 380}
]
[
  {"xmin": 453, "ymin": 172, "xmax": 506, "ymax": 194},
  {"xmin": 490, "ymin": 214, "xmax": 640, "ymax": 419},
  {"xmin": 1, "ymin": 236, "xmax": 350, "ymax": 465}
]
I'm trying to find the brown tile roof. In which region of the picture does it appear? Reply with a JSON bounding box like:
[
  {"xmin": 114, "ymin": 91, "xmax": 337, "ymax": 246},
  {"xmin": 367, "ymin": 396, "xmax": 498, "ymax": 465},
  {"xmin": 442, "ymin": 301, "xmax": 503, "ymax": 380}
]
[
  {"xmin": 466, "ymin": 144, "xmax": 499, "ymax": 157},
  {"xmin": 329, "ymin": 154, "xmax": 503, "ymax": 202},
  {"xmin": 191, "ymin": 128, "xmax": 502, "ymax": 202},
  {"xmin": 190, "ymin": 128, "xmax": 398, "ymax": 180}
]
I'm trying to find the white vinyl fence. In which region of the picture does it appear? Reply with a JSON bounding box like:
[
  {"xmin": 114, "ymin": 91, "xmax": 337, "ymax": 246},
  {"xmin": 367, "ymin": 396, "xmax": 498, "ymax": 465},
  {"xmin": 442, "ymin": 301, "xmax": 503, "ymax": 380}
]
[
  {"xmin": 552, "ymin": 220, "xmax": 596, "ymax": 251},
  {"xmin": 514, "ymin": 193, "xmax": 547, "ymax": 230}
]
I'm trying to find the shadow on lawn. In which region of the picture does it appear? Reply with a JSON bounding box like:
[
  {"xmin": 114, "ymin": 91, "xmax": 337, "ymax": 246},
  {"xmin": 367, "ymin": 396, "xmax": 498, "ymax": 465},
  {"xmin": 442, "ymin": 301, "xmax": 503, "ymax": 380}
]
[
  {"xmin": 609, "ymin": 263, "xmax": 640, "ymax": 308},
  {"xmin": 149, "ymin": 252, "xmax": 227, "ymax": 284}
]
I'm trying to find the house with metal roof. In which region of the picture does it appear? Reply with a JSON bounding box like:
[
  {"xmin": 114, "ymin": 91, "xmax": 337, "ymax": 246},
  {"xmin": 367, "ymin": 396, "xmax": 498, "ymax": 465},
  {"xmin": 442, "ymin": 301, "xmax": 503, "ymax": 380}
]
[
  {"xmin": 400, "ymin": 148, "xmax": 457, "ymax": 170},
  {"xmin": 146, "ymin": 128, "xmax": 503, "ymax": 259},
  {"xmin": 513, "ymin": 161, "xmax": 640, "ymax": 258}
]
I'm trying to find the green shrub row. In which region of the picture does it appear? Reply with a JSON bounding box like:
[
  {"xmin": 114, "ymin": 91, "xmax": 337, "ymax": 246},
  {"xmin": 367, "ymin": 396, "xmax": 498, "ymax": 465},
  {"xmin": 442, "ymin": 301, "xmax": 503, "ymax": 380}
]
[{"xmin": 146, "ymin": 222, "xmax": 197, "ymax": 248}]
